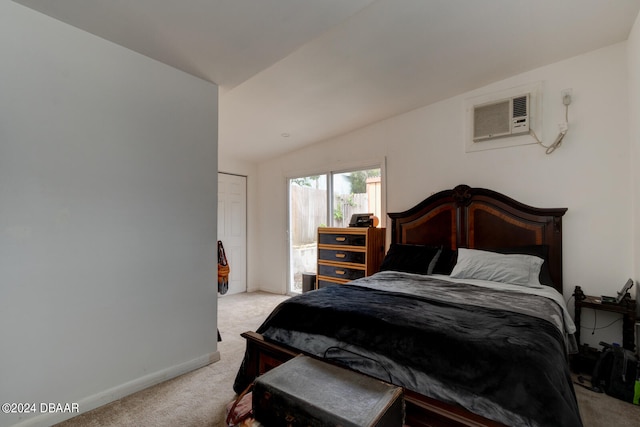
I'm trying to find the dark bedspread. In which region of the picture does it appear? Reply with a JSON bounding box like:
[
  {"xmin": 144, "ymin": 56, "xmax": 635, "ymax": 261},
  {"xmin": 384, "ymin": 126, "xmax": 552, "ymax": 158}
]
[{"xmin": 234, "ymin": 273, "xmax": 582, "ymax": 427}]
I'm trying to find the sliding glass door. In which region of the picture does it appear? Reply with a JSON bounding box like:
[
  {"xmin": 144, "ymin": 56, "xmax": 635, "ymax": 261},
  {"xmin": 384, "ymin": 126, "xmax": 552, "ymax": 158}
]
[
  {"xmin": 288, "ymin": 175, "xmax": 327, "ymax": 293},
  {"xmin": 287, "ymin": 164, "xmax": 384, "ymax": 294}
]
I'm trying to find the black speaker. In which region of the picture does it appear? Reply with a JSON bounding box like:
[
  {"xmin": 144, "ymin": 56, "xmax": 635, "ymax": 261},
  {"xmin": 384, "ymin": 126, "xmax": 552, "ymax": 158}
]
[{"xmin": 302, "ymin": 273, "xmax": 316, "ymax": 293}]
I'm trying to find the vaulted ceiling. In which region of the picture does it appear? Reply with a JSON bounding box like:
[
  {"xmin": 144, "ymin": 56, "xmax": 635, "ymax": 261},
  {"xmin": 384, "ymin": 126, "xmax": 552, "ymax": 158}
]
[{"xmin": 14, "ymin": 0, "xmax": 640, "ymax": 162}]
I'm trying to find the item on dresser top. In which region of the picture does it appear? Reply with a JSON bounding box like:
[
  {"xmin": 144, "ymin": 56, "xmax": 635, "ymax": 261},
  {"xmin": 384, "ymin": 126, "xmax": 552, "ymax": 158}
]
[{"xmin": 349, "ymin": 213, "xmax": 374, "ymax": 227}]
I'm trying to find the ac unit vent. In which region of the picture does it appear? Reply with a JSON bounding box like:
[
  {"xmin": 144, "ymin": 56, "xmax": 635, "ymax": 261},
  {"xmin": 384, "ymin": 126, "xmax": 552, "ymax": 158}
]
[
  {"xmin": 473, "ymin": 93, "xmax": 530, "ymax": 142},
  {"xmin": 512, "ymin": 95, "xmax": 527, "ymax": 117}
]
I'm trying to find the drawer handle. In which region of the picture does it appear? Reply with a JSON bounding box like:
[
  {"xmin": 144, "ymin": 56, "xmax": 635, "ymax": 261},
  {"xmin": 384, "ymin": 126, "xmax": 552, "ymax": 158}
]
[
  {"xmin": 335, "ymin": 236, "xmax": 346, "ymax": 242},
  {"xmin": 335, "ymin": 253, "xmax": 346, "ymax": 259},
  {"xmin": 335, "ymin": 270, "xmax": 346, "ymax": 275}
]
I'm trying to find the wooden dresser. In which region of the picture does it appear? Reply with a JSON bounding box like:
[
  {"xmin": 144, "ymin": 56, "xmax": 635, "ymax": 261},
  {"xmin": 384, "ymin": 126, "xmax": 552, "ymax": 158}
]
[{"xmin": 316, "ymin": 227, "xmax": 386, "ymax": 288}]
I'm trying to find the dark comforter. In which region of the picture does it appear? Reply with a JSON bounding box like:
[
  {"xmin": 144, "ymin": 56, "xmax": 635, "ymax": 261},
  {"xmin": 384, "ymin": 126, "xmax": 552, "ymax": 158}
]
[{"xmin": 234, "ymin": 272, "xmax": 582, "ymax": 427}]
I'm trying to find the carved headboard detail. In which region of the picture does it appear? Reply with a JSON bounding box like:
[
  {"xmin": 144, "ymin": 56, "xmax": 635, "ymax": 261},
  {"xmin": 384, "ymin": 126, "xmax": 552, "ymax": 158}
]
[{"xmin": 388, "ymin": 185, "xmax": 568, "ymax": 292}]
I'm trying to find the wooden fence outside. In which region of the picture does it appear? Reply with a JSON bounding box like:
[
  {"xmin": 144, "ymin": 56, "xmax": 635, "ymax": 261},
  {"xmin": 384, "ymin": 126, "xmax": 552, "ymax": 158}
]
[{"xmin": 290, "ymin": 185, "xmax": 370, "ymax": 245}]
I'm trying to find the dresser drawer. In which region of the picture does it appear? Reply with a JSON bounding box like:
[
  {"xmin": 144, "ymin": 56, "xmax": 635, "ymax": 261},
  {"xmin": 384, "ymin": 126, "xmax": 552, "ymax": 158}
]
[
  {"xmin": 318, "ymin": 264, "xmax": 365, "ymax": 281},
  {"xmin": 318, "ymin": 232, "xmax": 366, "ymax": 247},
  {"xmin": 318, "ymin": 248, "xmax": 366, "ymax": 264}
]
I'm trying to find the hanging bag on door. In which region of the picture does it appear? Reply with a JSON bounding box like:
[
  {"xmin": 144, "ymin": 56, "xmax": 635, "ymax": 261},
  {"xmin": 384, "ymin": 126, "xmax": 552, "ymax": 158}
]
[{"xmin": 218, "ymin": 240, "xmax": 230, "ymax": 295}]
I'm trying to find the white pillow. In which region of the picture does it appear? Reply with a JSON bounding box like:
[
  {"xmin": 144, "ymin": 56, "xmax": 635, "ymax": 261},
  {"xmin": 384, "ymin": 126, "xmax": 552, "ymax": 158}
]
[{"xmin": 450, "ymin": 248, "xmax": 544, "ymax": 287}]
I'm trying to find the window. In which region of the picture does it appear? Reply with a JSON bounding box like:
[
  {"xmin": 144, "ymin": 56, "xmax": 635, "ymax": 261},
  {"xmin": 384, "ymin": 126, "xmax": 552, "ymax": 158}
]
[
  {"xmin": 330, "ymin": 168, "xmax": 382, "ymax": 227},
  {"xmin": 288, "ymin": 164, "xmax": 384, "ymax": 293}
]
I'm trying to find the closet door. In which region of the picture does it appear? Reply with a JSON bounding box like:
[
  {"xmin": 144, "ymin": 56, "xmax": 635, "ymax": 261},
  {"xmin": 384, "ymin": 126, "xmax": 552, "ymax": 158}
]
[{"xmin": 218, "ymin": 173, "xmax": 247, "ymax": 295}]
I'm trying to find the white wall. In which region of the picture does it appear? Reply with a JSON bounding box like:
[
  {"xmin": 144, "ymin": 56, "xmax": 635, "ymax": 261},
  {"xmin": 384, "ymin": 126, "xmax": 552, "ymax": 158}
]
[
  {"xmin": 256, "ymin": 42, "xmax": 633, "ymax": 346},
  {"xmin": 0, "ymin": 3, "xmax": 219, "ymax": 426},
  {"xmin": 630, "ymin": 8, "xmax": 640, "ymax": 300}
]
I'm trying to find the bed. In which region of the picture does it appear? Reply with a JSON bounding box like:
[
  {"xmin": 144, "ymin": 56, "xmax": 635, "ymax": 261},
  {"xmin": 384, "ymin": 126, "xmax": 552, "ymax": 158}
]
[{"xmin": 233, "ymin": 184, "xmax": 581, "ymax": 427}]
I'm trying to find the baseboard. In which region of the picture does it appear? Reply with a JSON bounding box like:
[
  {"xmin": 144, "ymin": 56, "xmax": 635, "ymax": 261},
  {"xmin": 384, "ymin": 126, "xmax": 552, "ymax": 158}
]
[{"xmin": 12, "ymin": 351, "xmax": 220, "ymax": 427}]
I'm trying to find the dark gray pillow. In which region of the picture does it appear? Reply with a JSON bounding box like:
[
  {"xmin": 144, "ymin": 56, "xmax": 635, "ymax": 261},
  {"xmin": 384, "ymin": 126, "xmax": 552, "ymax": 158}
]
[
  {"xmin": 380, "ymin": 244, "xmax": 440, "ymax": 275},
  {"xmin": 431, "ymin": 247, "xmax": 457, "ymax": 275}
]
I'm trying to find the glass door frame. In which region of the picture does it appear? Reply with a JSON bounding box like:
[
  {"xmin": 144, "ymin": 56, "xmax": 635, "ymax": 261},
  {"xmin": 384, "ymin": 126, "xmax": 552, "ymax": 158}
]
[{"xmin": 286, "ymin": 158, "xmax": 386, "ymax": 295}]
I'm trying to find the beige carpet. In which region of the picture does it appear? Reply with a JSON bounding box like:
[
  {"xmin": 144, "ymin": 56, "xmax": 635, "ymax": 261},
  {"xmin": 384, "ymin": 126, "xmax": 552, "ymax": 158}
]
[
  {"xmin": 55, "ymin": 291, "xmax": 640, "ymax": 427},
  {"xmin": 572, "ymin": 374, "xmax": 640, "ymax": 427}
]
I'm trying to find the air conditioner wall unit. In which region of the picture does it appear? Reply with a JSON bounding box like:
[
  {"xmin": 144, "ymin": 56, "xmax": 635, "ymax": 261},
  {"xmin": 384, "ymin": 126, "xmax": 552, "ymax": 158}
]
[{"xmin": 473, "ymin": 94, "xmax": 530, "ymax": 142}]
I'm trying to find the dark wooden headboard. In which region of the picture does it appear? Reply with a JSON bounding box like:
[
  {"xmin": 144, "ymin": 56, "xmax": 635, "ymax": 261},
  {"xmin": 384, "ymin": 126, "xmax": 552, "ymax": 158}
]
[{"xmin": 388, "ymin": 184, "xmax": 568, "ymax": 292}]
